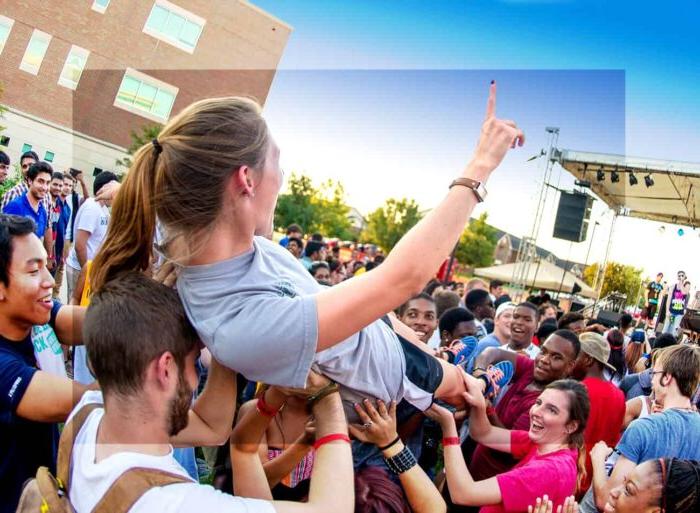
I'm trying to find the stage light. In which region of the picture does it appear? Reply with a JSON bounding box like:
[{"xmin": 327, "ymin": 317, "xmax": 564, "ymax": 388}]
[
  {"xmin": 644, "ymin": 174, "xmax": 655, "ymax": 187},
  {"xmin": 596, "ymin": 169, "xmax": 605, "ymax": 181},
  {"xmin": 629, "ymin": 171, "xmax": 638, "ymax": 186},
  {"xmin": 611, "ymin": 170, "xmax": 620, "ymax": 183}
]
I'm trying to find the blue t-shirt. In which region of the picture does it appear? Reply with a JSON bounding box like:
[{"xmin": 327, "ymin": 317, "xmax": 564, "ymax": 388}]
[
  {"xmin": 0, "ymin": 303, "xmax": 62, "ymax": 513},
  {"xmin": 616, "ymin": 409, "xmax": 700, "ymax": 463},
  {"xmin": 2, "ymin": 193, "xmax": 49, "ymax": 238}
]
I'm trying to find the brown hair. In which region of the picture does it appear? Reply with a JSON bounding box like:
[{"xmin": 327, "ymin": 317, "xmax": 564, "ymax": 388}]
[
  {"xmin": 83, "ymin": 272, "xmax": 199, "ymax": 396},
  {"xmin": 91, "ymin": 96, "xmax": 270, "ymax": 291},
  {"xmin": 655, "ymin": 345, "xmax": 700, "ymax": 398},
  {"xmin": 544, "ymin": 379, "xmax": 590, "ymax": 492},
  {"xmin": 624, "ymin": 340, "xmax": 645, "ymax": 371}
]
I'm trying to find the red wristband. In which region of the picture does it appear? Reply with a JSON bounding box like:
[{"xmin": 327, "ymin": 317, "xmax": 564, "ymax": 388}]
[
  {"xmin": 256, "ymin": 395, "xmax": 279, "ymax": 418},
  {"xmin": 443, "ymin": 437, "xmax": 461, "ymax": 446},
  {"xmin": 313, "ymin": 433, "xmax": 351, "ymax": 450},
  {"xmin": 485, "ymin": 406, "xmax": 496, "ymax": 417}
]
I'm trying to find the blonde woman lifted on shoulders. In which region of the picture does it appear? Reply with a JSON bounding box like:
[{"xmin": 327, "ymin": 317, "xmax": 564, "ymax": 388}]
[{"xmin": 91, "ymin": 82, "xmax": 524, "ymax": 415}]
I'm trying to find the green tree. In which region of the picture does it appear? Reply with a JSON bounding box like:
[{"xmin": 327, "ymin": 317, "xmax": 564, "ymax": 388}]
[
  {"xmin": 116, "ymin": 123, "xmax": 163, "ymax": 169},
  {"xmin": 454, "ymin": 213, "xmax": 498, "ymax": 267},
  {"xmin": 274, "ymin": 173, "xmax": 354, "ymax": 240},
  {"xmin": 363, "ymin": 198, "xmax": 424, "ymax": 251},
  {"xmin": 583, "ymin": 261, "xmax": 644, "ymax": 304}
]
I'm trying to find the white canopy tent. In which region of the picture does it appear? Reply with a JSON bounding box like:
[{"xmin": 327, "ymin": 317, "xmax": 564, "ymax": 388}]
[
  {"xmin": 554, "ymin": 149, "xmax": 700, "ymax": 227},
  {"xmin": 474, "ymin": 260, "xmax": 596, "ymax": 298}
]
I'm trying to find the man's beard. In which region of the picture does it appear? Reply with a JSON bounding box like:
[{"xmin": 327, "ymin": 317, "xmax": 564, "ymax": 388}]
[{"xmin": 166, "ymin": 369, "xmax": 193, "ymax": 437}]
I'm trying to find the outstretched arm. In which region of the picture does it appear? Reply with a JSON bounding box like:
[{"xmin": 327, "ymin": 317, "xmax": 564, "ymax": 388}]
[
  {"xmin": 314, "ymin": 82, "xmax": 524, "ymax": 352},
  {"xmin": 426, "ymin": 402, "xmax": 501, "ymax": 506},
  {"xmin": 171, "ymin": 357, "xmax": 237, "ymax": 447}
]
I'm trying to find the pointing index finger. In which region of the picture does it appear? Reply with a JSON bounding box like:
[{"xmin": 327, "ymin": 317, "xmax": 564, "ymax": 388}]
[{"xmin": 485, "ymin": 80, "xmax": 496, "ymax": 119}]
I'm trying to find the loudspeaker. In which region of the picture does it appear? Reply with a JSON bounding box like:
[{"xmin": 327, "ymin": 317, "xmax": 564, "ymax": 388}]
[
  {"xmin": 596, "ymin": 309, "xmax": 622, "ymax": 328},
  {"xmin": 570, "ymin": 300, "xmax": 585, "ymax": 312},
  {"xmin": 553, "ymin": 191, "xmax": 593, "ymax": 242}
]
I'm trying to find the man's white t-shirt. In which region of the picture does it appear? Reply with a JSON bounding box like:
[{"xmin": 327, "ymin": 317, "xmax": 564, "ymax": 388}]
[
  {"xmin": 66, "ymin": 198, "xmax": 110, "ymax": 271},
  {"xmin": 68, "ymin": 391, "xmax": 276, "ymax": 513}
]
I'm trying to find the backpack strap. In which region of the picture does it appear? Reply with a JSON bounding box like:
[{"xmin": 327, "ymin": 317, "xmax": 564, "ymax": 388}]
[
  {"xmin": 57, "ymin": 402, "xmax": 101, "ymax": 492},
  {"xmin": 91, "ymin": 467, "xmax": 191, "ymax": 513}
]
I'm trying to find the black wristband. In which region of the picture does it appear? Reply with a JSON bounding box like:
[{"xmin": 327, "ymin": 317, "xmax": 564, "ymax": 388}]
[
  {"xmin": 384, "ymin": 446, "xmax": 417, "ymax": 475},
  {"xmin": 378, "ymin": 435, "xmax": 401, "ymax": 452},
  {"xmin": 476, "ymin": 374, "xmax": 490, "ymax": 388}
]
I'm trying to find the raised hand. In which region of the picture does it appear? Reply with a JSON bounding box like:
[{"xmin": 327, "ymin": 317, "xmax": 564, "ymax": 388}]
[
  {"xmin": 558, "ymin": 496, "xmax": 579, "ymax": 513},
  {"xmin": 467, "ymin": 81, "xmax": 525, "ymax": 181},
  {"xmin": 528, "ymin": 495, "xmax": 553, "ymax": 513},
  {"xmin": 590, "ymin": 441, "xmax": 613, "ymax": 464}
]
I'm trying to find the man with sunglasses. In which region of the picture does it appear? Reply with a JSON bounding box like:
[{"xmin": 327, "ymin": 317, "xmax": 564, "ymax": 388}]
[
  {"xmin": 587, "ymin": 344, "xmax": 700, "ymax": 512},
  {"xmin": 663, "ymin": 271, "xmax": 690, "ymax": 337}
]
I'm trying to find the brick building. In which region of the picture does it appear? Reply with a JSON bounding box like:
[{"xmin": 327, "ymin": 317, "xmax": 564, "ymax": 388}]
[{"xmin": 0, "ymin": 0, "xmax": 290, "ymax": 176}]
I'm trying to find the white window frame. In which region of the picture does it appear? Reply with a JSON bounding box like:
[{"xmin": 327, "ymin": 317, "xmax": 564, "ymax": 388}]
[
  {"xmin": 113, "ymin": 68, "xmax": 179, "ymax": 123},
  {"xmin": 142, "ymin": 0, "xmax": 206, "ymax": 54},
  {"xmin": 91, "ymin": 0, "xmax": 110, "ymax": 14},
  {"xmin": 19, "ymin": 29, "xmax": 52, "ymax": 75},
  {"xmin": 0, "ymin": 15, "xmax": 15, "ymax": 55},
  {"xmin": 58, "ymin": 45, "xmax": 90, "ymax": 90}
]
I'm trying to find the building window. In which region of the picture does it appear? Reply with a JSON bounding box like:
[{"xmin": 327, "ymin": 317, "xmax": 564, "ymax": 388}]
[
  {"xmin": 44, "ymin": 151, "xmax": 55, "ymax": 162},
  {"xmin": 91, "ymin": 0, "xmax": 110, "ymax": 13},
  {"xmin": 143, "ymin": 0, "xmax": 205, "ymax": 53},
  {"xmin": 0, "ymin": 136, "xmax": 9, "ymax": 147},
  {"xmin": 21, "ymin": 143, "xmax": 32, "ymax": 153},
  {"xmin": 114, "ymin": 69, "xmax": 178, "ymax": 122},
  {"xmin": 93, "ymin": 167, "xmax": 103, "ymax": 176},
  {"xmin": 58, "ymin": 45, "xmax": 90, "ymax": 90},
  {"xmin": 20, "ymin": 29, "xmax": 52, "ymax": 75},
  {"xmin": 0, "ymin": 15, "xmax": 14, "ymax": 55}
]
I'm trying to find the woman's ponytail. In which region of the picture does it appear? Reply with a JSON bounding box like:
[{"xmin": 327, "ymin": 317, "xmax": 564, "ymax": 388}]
[{"xmin": 91, "ymin": 141, "xmax": 161, "ymax": 292}]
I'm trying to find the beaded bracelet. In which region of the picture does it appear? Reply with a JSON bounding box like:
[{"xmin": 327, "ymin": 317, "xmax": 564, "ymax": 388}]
[{"xmin": 384, "ymin": 446, "xmax": 418, "ymax": 475}]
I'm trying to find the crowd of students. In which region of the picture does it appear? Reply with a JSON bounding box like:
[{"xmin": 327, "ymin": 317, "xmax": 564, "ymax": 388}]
[{"xmin": 1, "ymin": 85, "xmax": 699, "ymax": 513}]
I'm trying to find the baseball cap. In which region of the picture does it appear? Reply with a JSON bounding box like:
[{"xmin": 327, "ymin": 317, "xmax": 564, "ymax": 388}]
[
  {"xmin": 579, "ymin": 332, "xmax": 617, "ymax": 372},
  {"xmin": 630, "ymin": 329, "xmax": 645, "ymax": 343}
]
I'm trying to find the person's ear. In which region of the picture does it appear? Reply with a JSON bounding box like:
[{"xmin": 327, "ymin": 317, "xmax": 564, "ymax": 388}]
[
  {"xmin": 565, "ymin": 420, "xmax": 579, "ymax": 435},
  {"xmin": 229, "ymin": 165, "xmax": 255, "ymax": 198},
  {"xmin": 153, "ymin": 351, "xmax": 176, "ymax": 391}
]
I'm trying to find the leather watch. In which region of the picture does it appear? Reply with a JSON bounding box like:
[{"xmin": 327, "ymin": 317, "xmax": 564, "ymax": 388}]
[{"xmin": 449, "ymin": 177, "xmax": 488, "ymax": 202}]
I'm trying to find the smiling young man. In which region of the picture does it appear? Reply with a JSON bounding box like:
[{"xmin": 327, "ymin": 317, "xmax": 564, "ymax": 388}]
[
  {"xmin": 400, "ymin": 292, "xmax": 438, "ymax": 344},
  {"xmin": 0, "ymin": 214, "xmax": 91, "ymax": 513},
  {"xmin": 466, "ymin": 328, "xmax": 580, "ymax": 481}
]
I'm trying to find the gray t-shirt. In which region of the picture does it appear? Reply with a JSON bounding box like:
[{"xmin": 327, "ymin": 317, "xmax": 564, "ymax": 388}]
[{"xmin": 178, "ymin": 236, "xmax": 406, "ymax": 407}]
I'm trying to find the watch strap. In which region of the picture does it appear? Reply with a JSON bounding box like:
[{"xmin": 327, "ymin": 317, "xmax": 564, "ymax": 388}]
[{"xmin": 450, "ymin": 177, "xmax": 486, "ymax": 202}]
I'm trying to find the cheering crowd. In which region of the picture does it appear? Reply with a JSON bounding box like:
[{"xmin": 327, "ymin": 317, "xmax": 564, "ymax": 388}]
[{"xmin": 1, "ymin": 85, "xmax": 699, "ymax": 513}]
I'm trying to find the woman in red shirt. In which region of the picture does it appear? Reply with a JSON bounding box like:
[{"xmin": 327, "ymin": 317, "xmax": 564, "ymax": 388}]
[{"xmin": 429, "ymin": 377, "xmax": 589, "ymax": 513}]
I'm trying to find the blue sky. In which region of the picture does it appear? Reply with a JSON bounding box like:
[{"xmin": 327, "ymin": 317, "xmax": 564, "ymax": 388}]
[{"xmin": 255, "ymin": 0, "xmax": 700, "ymax": 279}]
